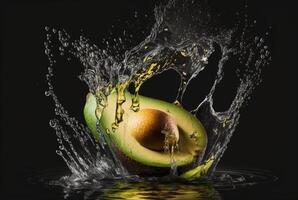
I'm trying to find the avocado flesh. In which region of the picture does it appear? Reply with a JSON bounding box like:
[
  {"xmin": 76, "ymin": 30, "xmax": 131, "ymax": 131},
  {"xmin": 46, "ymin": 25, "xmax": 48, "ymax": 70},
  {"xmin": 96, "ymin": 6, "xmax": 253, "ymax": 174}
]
[{"xmin": 84, "ymin": 91, "xmax": 207, "ymax": 168}]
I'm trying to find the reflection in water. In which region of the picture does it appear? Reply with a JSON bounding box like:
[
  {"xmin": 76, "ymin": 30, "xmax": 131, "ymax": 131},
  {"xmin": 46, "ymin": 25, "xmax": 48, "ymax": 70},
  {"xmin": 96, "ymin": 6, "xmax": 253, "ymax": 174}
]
[
  {"xmin": 62, "ymin": 180, "xmax": 221, "ymax": 200},
  {"xmin": 43, "ymin": 169, "xmax": 276, "ymax": 200},
  {"xmin": 103, "ymin": 182, "xmax": 221, "ymax": 200}
]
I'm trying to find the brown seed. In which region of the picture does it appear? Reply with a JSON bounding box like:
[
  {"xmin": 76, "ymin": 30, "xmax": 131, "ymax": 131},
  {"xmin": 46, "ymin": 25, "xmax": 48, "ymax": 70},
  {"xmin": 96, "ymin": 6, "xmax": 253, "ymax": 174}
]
[{"xmin": 127, "ymin": 109, "xmax": 179, "ymax": 151}]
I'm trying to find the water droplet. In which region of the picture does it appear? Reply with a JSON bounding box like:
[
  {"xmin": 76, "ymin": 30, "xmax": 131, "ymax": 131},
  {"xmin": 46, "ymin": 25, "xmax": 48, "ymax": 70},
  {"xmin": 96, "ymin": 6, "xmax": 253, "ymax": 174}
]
[
  {"xmin": 63, "ymin": 42, "xmax": 69, "ymax": 47},
  {"xmin": 44, "ymin": 49, "xmax": 50, "ymax": 55},
  {"xmin": 56, "ymin": 150, "xmax": 62, "ymax": 156},
  {"xmin": 49, "ymin": 119, "xmax": 57, "ymax": 128}
]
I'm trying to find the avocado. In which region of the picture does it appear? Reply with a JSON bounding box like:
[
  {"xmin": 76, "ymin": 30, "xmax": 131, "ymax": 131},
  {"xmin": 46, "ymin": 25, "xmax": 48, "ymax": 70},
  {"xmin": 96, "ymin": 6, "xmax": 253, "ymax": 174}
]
[{"xmin": 84, "ymin": 91, "xmax": 208, "ymax": 177}]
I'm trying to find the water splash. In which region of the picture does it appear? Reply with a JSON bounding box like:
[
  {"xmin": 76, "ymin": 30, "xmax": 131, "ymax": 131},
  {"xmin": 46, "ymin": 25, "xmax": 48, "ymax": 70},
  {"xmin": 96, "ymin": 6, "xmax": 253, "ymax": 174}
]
[
  {"xmin": 44, "ymin": 0, "xmax": 271, "ymax": 187},
  {"xmin": 32, "ymin": 168, "xmax": 276, "ymax": 200}
]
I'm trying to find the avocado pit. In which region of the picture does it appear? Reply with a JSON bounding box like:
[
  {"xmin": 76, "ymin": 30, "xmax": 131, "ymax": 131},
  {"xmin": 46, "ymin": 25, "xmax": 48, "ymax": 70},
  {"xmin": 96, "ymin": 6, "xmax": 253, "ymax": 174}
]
[{"xmin": 126, "ymin": 109, "xmax": 179, "ymax": 151}]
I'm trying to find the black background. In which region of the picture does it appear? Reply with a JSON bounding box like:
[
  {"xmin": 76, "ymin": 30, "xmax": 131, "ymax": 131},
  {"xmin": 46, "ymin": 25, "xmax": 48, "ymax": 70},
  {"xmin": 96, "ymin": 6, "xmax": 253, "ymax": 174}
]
[{"xmin": 1, "ymin": 0, "xmax": 297, "ymax": 199}]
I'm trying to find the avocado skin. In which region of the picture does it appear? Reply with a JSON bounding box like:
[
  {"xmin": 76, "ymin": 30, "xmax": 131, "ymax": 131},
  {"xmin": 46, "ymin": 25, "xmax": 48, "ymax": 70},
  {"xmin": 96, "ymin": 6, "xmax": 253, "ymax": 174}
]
[{"xmin": 83, "ymin": 92, "xmax": 207, "ymax": 177}]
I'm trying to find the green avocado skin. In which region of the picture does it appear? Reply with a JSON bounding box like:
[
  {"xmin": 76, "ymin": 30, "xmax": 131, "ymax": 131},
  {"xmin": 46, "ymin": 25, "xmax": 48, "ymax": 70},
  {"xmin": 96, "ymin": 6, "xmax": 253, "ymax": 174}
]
[
  {"xmin": 84, "ymin": 94, "xmax": 99, "ymax": 140},
  {"xmin": 83, "ymin": 92, "xmax": 208, "ymax": 177}
]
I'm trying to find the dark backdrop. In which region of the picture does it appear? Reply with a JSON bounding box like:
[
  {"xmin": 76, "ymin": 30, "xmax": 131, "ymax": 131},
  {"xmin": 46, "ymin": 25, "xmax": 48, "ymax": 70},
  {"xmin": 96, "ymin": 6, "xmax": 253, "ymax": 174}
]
[{"xmin": 1, "ymin": 0, "xmax": 297, "ymax": 199}]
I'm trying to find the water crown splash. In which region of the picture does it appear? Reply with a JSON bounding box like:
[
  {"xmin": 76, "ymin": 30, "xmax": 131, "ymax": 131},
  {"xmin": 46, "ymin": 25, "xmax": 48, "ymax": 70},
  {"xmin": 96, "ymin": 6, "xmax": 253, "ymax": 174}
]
[{"xmin": 44, "ymin": 0, "xmax": 271, "ymax": 186}]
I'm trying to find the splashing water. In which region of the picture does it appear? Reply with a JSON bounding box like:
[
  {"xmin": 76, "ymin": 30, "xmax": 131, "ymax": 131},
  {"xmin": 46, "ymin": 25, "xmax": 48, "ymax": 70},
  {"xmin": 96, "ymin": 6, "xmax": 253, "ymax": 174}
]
[{"xmin": 44, "ymin": 0, "xmax": 271, "ymax": 189}]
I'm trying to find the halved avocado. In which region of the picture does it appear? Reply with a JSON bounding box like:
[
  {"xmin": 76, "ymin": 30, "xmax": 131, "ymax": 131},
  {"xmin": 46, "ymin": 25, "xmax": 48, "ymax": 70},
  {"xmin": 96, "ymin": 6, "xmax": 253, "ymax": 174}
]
[{"xmin": 84, "ymin": 91, "xmax": 207, "ymax": 176}]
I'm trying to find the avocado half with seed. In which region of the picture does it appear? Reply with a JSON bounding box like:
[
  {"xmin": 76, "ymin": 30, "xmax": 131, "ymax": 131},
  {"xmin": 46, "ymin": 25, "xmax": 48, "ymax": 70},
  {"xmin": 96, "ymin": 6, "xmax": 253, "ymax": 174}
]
[{"xmin": 84, "ymin": 91, "xmax": 208, "ymax": 177}]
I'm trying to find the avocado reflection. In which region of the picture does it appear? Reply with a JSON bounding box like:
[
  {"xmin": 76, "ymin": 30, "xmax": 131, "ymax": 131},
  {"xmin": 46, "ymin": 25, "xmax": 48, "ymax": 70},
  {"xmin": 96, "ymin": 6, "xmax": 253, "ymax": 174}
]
[
  {"xmin": 100, "ymin": 181, "xmax": 221, "ymax": 200},
  {"xmin": 54, "ymin": 169, "xmax": 276, "ymax": 200}
]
